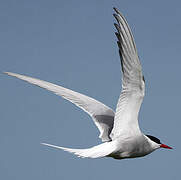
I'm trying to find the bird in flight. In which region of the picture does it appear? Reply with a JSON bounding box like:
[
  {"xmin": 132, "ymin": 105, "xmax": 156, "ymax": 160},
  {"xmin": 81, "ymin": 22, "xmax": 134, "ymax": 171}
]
[{"xmin": 4, "ymin": 7, "xmax": 172, "ymax": 159}]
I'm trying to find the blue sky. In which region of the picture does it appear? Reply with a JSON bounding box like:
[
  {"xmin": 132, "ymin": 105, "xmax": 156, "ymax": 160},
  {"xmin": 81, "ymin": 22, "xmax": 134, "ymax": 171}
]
[{"xmin": 1, "ymin": 0, "xmax": 180, "ymax": 179}]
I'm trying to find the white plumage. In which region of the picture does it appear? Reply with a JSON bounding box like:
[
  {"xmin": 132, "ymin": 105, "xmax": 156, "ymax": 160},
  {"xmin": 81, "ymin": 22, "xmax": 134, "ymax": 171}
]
[{"xmin": 4, "ymin": 7, "xmax": 172, "ymax": 159}]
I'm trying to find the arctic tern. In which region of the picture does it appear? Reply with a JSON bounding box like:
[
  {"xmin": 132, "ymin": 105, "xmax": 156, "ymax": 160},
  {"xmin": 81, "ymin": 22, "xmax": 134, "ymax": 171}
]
[{"xmin": 4, "ymin": 7, "xmax": 172, "ymax": 159}]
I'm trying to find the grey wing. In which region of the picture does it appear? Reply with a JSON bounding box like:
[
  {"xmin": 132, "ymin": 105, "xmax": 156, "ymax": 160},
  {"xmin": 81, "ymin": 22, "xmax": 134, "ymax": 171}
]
[
  {"xmin": 4, "ymin": 72, "xmax": 114, "ymax": 142},
  {"xmin": 110, "ymin": 8, "xmax": 145, "ymax": 139}
]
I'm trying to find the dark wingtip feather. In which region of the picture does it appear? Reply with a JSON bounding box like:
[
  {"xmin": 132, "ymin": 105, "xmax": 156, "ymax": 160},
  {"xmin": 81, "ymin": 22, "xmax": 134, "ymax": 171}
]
[
  {"xmin": 114, "ymin": 23, "xmax": 121, "ymax": 34},
  {"xmin": 113, "ymin": 7, "xmax": 120, "ymax": 14},
  {"xmin": 119, "ymin": 50, "xmax": 124, "ymax": 72},
  {"xmin": 114, "ymin": 23, "xmax": 119, "ymax": 29},
  {"xmin": 113, "ymin": 13, "xmax": 122, "ymax": 26},
  {"xmin": 113, "ymin": 7, "xmax": 118, "ymax": 12},
  {"xmin": 115, "ymin": 32, "xmax": 122, "ymax": 42},
  {"xmin": 117, "ymin": 41, "xmax": 122, "ymax": 50},
  {"xmin": 115, "ymin": 32, "xmax": 119, "ymax": 39},
  {"xmin": 113, "ymin": 7, "xmax": 125, "ymax": 20},
  {"xmin": 113, "ymin": 13, "xmax": 117, "ymax": 18}
]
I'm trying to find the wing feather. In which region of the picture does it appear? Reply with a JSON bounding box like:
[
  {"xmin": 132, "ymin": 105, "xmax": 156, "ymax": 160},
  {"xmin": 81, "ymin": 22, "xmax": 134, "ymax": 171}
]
[
  {"xmin": 110, "ymin": 8, "xmax": 145, "ymax": 139},
  {"xmin": 4, "ymin": 72, "xmax": 114, "ymax": 142}
]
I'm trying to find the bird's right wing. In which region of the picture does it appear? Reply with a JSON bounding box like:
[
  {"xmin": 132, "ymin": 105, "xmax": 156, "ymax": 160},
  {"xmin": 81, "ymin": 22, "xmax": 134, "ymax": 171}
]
[
  {"xmin": 4, "ymin": 72, "xmax": 114, "ymax": 142},
  {"xmin": 110, "ymin": 8, "xmax": 145, "ymax": 140}
]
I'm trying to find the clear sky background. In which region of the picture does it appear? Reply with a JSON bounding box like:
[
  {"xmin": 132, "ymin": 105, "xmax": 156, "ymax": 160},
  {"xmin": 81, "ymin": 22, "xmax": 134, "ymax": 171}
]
[{"xmin": 1, "ymin": 0, "xmax": 180, "ymax": 179}]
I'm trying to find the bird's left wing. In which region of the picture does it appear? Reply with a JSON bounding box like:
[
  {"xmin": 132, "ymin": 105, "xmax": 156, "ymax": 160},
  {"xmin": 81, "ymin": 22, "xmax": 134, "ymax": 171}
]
[
  {"xmin": 4, "ymin": 72, "xmax": 114, "ymax": 142},
  {"xmin": 110, "ymin": 8, "xmax": 145, "ymax": 140}
]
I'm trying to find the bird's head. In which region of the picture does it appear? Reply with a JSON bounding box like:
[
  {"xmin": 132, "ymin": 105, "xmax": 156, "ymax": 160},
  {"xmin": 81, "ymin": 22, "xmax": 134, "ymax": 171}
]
[{"xmin": 146, "ymin": 135, "xmax": 172, "ymax": 150}]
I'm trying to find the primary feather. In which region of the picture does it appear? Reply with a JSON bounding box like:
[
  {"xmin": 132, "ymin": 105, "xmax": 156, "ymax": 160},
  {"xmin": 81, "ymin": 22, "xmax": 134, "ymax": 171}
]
[
  {"xmin": 4, "ymin": 71, "xmax": 114, "ymax": 142},
  {"xmin": 110, "ymin": 8, "xmax": 145, "ymax": 140}
]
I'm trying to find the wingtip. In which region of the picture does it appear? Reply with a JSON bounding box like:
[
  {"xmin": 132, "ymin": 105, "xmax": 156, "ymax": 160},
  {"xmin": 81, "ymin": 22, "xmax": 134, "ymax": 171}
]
[
  {"xmin": 113, "ymin": 7, "xmax": 124, "ymax": 18},
  {"xmin": 3, "ymin": 71, "xmax": 14, "ymax": 77},
  {"xmin": 3, "ymin": 71, "xmax": 14, "ymax": 76},
  {"xmin": 113, "ymin": 7, "xmax": 119, "ymax": 14},
  {"xmin": 3, "ymin": 71, "xmax": 9, "ymax": 75},
  {"xmin": 113, "ymin": 7, "xmax": 117, "ymax": 11}
]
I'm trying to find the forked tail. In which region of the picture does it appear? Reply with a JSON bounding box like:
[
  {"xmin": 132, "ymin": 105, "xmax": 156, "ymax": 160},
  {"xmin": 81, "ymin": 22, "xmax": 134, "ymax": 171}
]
[{"xmin": 41, "ymin": 142, "xmax": 115, "ymax": 158}]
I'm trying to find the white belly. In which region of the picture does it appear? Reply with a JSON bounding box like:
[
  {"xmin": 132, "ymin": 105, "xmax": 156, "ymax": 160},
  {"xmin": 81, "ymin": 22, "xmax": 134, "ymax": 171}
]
[{"xmin": 108, "ymin": 135, "xmax": 154, "ymax": 159}]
